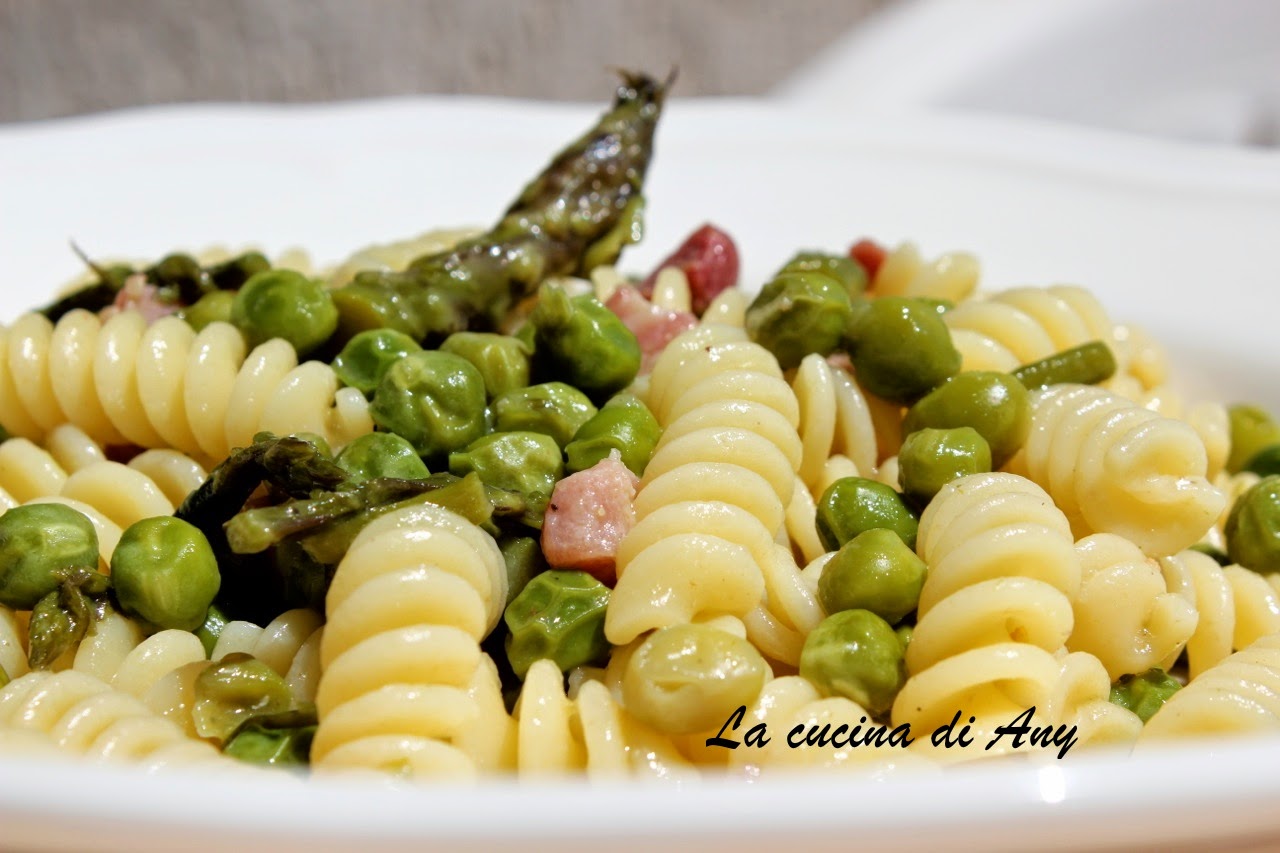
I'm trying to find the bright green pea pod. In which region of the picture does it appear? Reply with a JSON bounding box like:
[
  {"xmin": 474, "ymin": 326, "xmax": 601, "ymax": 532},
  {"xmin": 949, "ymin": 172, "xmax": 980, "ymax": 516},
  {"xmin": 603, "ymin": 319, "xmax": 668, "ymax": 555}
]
[
  {"xmin": 196, "ymin": 603, "xmax": 230, "ymax": 658},
  {"xmin": 500, "ymin": 536, "xmax": 548, "ymax": 608},
  {"xmin": 449, "ymin": 432, "xmax": 563, "ymax": 528},
  {"xmin": 1011, "ymin": 341, "xmax": 1117, "ymax": 390},
  {"xmin": 182, "ymin": 290, "xmax": 236, "ymax": 332},
  {"xmin": 898, "ymin": 426, "xmax": 992, "ymax": 508},
  {"xmin": 848, "ymin": 297, "xmax": 961, "ymax": 404},
  {"xmin": 193, "ymin": 653, "xmax": 294, "ymax": 743},
  {"xmin": 439, "ymin": 331, "xmax": 532, "ymax": 399},
  {"xmin": 1228, "ymin": 404, "xmax": 1280, "ymax": 474},
  {"xmin": 529, "ymin": 287, "xmax": 641, "ymax": 403},
  {"xmin": 745, "ymin": 271, "xmax": 856, "ymax": 370},
  {"xmin": 222, "ymin": 707, "xmax": 317, "ymax": 766},
  {"xmin": 1109, "ymin": 668, "xmax": 1181, "ymax": 723},
  {"xmin": 504, "ymin": 570, "xmax": 610, "ymax": 679},
  {"xmin": 370, "ymin": 350, "xmax": 488, "ymax": 460},
  {"xmin": 0, "ymin": 504, "xmax": 100, "ymax": 610},
  {"xmin": 903, "ymin": 371, "xmax": 1030, "ymax": 468},
  {"xmin": 335, "ymin": 432, "xmax": 429, "ymax": 482},
  {"xmin": 111, "ymin": 517, "xmax": 221, "ymax": 632},
  {"xmin": 777, "ymin": 251, "xmax": 867, "ymax": 295},
  {"xmin": 818, "ymin": 528, "xmax": 927, "ymax": 625},
  {"xmin": 492, "ymin": 382, "xmax": 597, "ymax": 448},
  {"xmin": 799, "ymin": 609, "xmax": 905, "ymax": 716},
  {"xmin": 565, "ymin": 393, "xmax": 661, "ymax": 476},
  {"xmin": 231, "ymin": 269, "xmax": 339, "ymax": 357},
  {"xmin": 1226, "ymin": 476, "xmax": 1280, "ymax": 574},
  {"xmin": 815, "ymin": 477, "xmax": 918, "ymax": 553},
  {"xmin": 332, "ymin": 329, "xmax": 423, "ymax": 395}
]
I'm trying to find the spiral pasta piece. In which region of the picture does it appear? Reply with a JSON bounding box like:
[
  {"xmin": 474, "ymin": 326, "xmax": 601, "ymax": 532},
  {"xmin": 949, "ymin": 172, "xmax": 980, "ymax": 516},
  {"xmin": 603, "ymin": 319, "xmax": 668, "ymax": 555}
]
[
  {"xmin": 312, "ymin": 503, "xmax": 509, "ymax": 778},
  {"xmin": 1019, "ymin": 384, "xmax": 1224, "ymax": 557},
  {"xmin": 873, "ymin": 242, "xmax": 980, "ymax": 302},
  {"xmin": 1068, "ymin": 533, "xmax": 1198, "ymax": 680},
  {"xmin": 1159, "ymin": 550, "xmax": 1280, "ymax": 680},
  {"xmin": 1141, "ymin": 632, "xmax": 1280, "ymax": 739},
  {"xmin": 513, "ymin": 659, "xmax": 692, "ymax": 779},
  {"xmin": 0, "ymin": 670, "xmax": 224, "ymax": 768},
  {"xmin": 944, "ymin": 285, "xmax": 1115, "ymax": 373},
  {"xmin": 0, "ymin": 310, "xmax": 372, "ymax": 462},
  {"xmin": 892, "ymin": 473, "xmax": 1081, "ymax": 756},
  {"xmin": 606, "ymin": 325, "xmax": 819, "ymax": 664}
]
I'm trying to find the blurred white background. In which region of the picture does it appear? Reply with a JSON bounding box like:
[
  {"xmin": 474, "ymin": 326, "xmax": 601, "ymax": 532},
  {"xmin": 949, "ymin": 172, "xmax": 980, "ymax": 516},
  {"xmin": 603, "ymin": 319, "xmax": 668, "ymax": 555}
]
[{"xmin": 2, "ymin": 0, "xmax": 1277, "ymax": 146}]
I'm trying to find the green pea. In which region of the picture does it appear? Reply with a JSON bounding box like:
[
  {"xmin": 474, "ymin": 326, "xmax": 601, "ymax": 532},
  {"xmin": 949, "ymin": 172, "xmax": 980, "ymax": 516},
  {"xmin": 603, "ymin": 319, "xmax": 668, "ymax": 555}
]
[
  {"xmin": 196, "ymin": 602, "xmax": 230, "ymax": 658},
  {"xmin": 815, "ymin": 477, "xmax": 919, "ymax": 553},
  {"xmin": 777, "ymin": 251, "xmax": 868, "ymax": 295},
  {"xmin": 848, "ymin": 296, "xmax": 961, "ymax": 403},
  {"xmin": 370, "ymin": 351, "xmax": 487, "ymax": 460},
  {"xmin": 898, "ymin": 427, "xmax": 992, "ymax": 507},
  {"xmin": 148, "ymin": 253, "xmax": 209, "ymax": 304},
  {"xmin": 492, "ymin": 382, "xmax": 597, "ymax": 448},
  {"xmin": 903, "ymin": 371, "xmax": 1030, "ymax": 468},
  {"xmin": 529, "ymin": 287, "xmax": 641, "ymax": 402},
  {"xmin": 622, "ymin": 623, "xmax": 768, "ymax": 735},
  {"xmin": 448, "ymin": 431, "xmax": 563, "ymax": 528},
  {"xmin": 193, "ymin": 653, "xmax": 294, "ymax": 742},
  {"xmin": 745, "ymin": 270, "xmax": 857, "ymax": 370},
  {"xmin": 565, "ymin": 393, "xmax": 661, "ymax": 476},
  {"xmin": 332, "ymin": 329, "xmax": 423, "ymax": 395},
  {"xmin": 1109, "ymin": 668, "xmax": 1182, "ymax": 723},
  {"xmin": 182, "ymin": 290, "xmax": 236, "ymax": 332},
  {"xmin": 500, "ymin": 535, "xmax": 548, "ymax": 608},
  {"xmin": 111, "ymin": 516, "xmax": 221, "ymax": 632},
  {"xmin": 503, "ymin": 570, "xmax": 610, "ymax": 679},
  {"xmin": 335, "ymin": 432, "xmax": 429, "ymax": 482},
  {"xmin": 440, "ymin": 331, "xmax": 532, "ymax": 399},
  {"xmin": 1228, "ymin": 404, "xmax": 1280, "ymax": 475},
  {"xmin": 799, "ymin": 609, "xmax": 905, "ymax": 716},
  {"xmin": 206, "ymin": 251, "xmax": 271, "ymax": 291},
  {"xmin": 1226, "ymin": 475, "xmax": 1280, "ymax": 574},
  {"xmin": 0, "ymin": 663, "xmax": 8, "ymax": 689},
  {"xmin": 0, "ymin": 504, "xmax": 100, "ymax": 610},
  {"xmin": 231, "ymin": 269, "xmax": 339, "ymax": 357},
  {"xmin": 819, "ymin": 529, "xmax": 927, "ymax": 625},
  {"xmin": 1011, "ymin": 341, "xmax": 1117, "ymax": 390}
]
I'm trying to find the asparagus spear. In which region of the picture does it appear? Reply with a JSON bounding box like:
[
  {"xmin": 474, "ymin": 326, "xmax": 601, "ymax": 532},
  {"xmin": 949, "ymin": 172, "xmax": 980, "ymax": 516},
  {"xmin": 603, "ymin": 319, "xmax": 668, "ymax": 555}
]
[{"xmin": 331, "ymin": 71, "xmax": 670, "ymax": 344}]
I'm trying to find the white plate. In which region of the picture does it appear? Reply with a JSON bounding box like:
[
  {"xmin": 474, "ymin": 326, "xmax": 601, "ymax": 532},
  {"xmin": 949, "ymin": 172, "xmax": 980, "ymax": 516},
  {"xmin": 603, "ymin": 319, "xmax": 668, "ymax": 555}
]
[{"xmin": 2, "ymin": 98, "xmax": 1280, "ymax": 852}]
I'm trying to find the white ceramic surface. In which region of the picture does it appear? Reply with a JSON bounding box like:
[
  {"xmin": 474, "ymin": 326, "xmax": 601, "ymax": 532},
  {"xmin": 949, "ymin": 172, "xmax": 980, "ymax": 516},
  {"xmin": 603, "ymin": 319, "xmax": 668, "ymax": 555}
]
[{"xmin": 1, "ymin": 99, "xmax": 1279, "ymax": 851}]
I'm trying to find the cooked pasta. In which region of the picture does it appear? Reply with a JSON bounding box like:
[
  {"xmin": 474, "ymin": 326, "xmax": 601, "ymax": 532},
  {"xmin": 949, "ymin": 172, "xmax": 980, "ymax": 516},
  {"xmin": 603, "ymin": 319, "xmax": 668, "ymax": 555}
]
[
  {"xmin": 944, "ymin": 285, "xmax": 1115, "ymax": 373},
  {"xmin": 1069, "ymin": 533, "xmax": 1197, "ymax": 680},
  {"xmin": 0, "ymin": 670, "xmax": 225, "ymax": 768},
  {"xmin": 873, "ymin": 243, "xmax": 980, "ymax": 303},
  {"xmin": 1140, "ymin": 632, "xmax": 1280, "ymax": 739},
  {"xmin": 1018, "ymin": 383, "xmax": 1225, "ymax": 557},
  {"xmin": 513, "ymin": 659, "xmax": 692, "ymax": 778},
  {"xmin": 892, "ymin": 473, "xmax": 1084, "ymax": 755},
  {"xmin": 0, "ymin": 311, "xmax": 371, "ymax": 462},
  {"xmin": 606, "ymin": 324, "xmax": 820, "ymax": 665},
  {"xmin": 1158, "ymin": 549, "xmax": 1280, "ymax": 680},
  {"xmin": 312, "ymin": 503, "xmax": 509, "ymax": 777}
]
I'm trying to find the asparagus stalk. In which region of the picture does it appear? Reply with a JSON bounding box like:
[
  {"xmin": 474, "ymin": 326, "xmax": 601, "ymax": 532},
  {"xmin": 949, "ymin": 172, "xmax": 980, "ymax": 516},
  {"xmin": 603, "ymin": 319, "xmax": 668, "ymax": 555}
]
[{"xmin": 331, "ymin": 71, "xmax": 670, "ymax": 344}]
